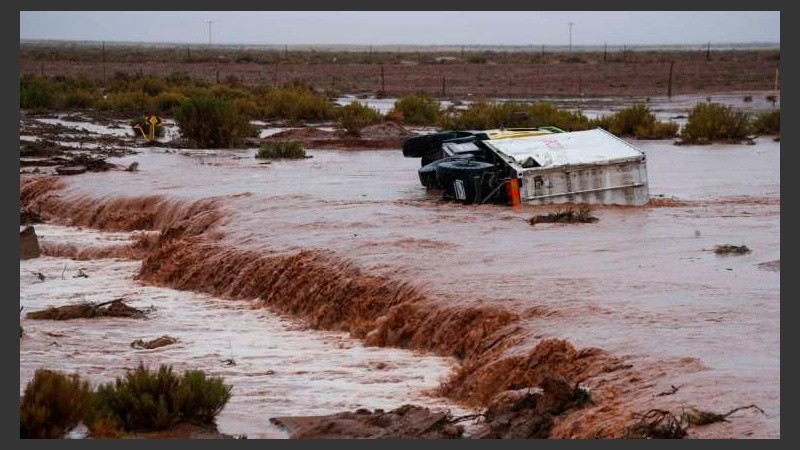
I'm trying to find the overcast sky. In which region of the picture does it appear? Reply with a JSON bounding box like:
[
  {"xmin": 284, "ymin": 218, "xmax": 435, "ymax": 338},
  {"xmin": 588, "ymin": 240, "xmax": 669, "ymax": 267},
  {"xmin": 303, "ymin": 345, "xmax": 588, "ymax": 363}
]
[{"xmin": 20, "ymin": 11, "xmax": 779, "ymax": 46}]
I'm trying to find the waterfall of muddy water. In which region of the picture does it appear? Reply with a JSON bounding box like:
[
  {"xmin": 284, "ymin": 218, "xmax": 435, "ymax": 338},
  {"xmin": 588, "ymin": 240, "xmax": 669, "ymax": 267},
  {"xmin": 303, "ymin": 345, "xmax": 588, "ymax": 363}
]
[
  {"xmin": 20, "ymin": 135, "xmax": 779, "ymax": 438},
  {"xmin": 21, "ymin": 226, "xmax": 475, "ymax": 438}
]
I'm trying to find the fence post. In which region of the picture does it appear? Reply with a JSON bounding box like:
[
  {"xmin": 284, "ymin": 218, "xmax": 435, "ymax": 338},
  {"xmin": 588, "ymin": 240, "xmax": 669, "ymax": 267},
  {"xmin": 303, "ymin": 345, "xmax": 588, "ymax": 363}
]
[
  {"xmin": 441, "ymin": 75, "xmax": 446, "ymax": 96},
  {"xmin": 667, "ymin": 61, "xmax": 674, "ymax": 99},
  {"xmin": 102, "ymin": 41, "xmax": 106, "ymax": 85},
  {"xmin": 380, "ymin": 66, "xmax": 385, "ymax": 93},
  {"xmin": 706, "ymin": 41, "xmax": 711, "ymax": 61},
  {"xmin": 216, "ymin": 70, "xmax": 220, "ymax": 84},
  {"xmin": 541, "ymin": 44, "xmax": 545, "ymax": 63},
  {"xmin": 604, "ymin": 42, "xmax": 607, "ymax": 62}
]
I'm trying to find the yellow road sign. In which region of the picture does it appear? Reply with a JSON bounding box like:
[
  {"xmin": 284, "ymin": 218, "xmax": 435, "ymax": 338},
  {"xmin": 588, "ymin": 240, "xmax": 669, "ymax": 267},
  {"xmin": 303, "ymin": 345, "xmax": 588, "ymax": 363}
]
[{"xmin": 146, "ymin": 115, "xmax": 163, "ymax": 125}]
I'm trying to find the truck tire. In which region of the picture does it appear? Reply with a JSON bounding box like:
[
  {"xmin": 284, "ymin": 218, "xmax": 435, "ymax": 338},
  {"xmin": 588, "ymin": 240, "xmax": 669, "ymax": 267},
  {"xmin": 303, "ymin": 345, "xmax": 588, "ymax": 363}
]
[
  {"xmin": 402, "ymin": 131, "xmax": 475, "ymax": 158},
  {"xmin": 435, "ymin": 160, "xmax": 496, "ymax": 204},
  {"xmin": 418, "ymin": 154, "xmax": 480, "ymax": 189}
]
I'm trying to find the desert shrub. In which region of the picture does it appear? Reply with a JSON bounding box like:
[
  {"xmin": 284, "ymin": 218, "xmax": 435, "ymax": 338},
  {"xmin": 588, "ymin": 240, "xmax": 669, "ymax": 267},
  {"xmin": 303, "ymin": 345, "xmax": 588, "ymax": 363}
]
[
  {"xmin": 752, "ymin": 110, "xmax": 779, "ymax": 135},
  {"xmin": 260, "ymin": 87, "xmax": 335, "ymax": 123},
  {"xmin": 336, "ymin": 101, "xmax": 382, "ymax": 136},
  {"xmin": 133, "ymin": 76, "xmax": 167, "ymax": 96},
  {"xmin": 394, "ymin": 93, "xmax": 440, "ymax": 125},
  {"xmin": 591, "ymin": 103, "xmax": 679, "ymax": 139},
  {"xmin": 130, "ymin": 116, "xmax": 165, "ymax": 138},
  {"xmin": 234, "ymin": 97, "xmax": 263, "ymax": 118},
  {"xmin": 88, "ymin": 363, "xmax": 231, "ymax": 432},
  {"xmin": 594, "ymin": 104, "xmax": 653, "ymax": 136},
  {"xmin": 255, "ymin": 141, "xmax": 306, "ymax": 159},
  {"xmin": 165, "ymin": 71, "xmax": 194, "ymax": 86},
  {"xmin": 63, "ymin": 90, "xmax": 97, "ymax": 109},
  {"xmin": 20, "ymin": 369, "xmax": 93, "ymax": 439},
  {"xmin": 385, "ymin": 108, "xmax": 404, "ymax": 123},
  {"xmin": 211, "ymin": 85, "xmax": 251, "ymax": 101},
  {"xmin": 438, "ymin": 101, "xmax": 592, "ymax": 131},
  {"xmin": 20, "ymin": 76, "xmax": 58, "ymax": 110},
  {"xmin": 680, "ymin": 103, "xmax": 751, "ymax": 143},
  {"xmin": 105, "ymin": 91, "xmax": 154, "ymax": 113},
  {"xmin": 467, "ymin": 56, "xmax": 487, "ymax": 64},
  {"xmin": 175, "ymin": 94, "xmax": 257, "ymax": 148},
  {"xmin": 635, "ymin": 121, "xmax": 680, "ymax": 139},
  {"xmin": 153, "ymin": 91, "xmax": 186, "ymax": 114}
]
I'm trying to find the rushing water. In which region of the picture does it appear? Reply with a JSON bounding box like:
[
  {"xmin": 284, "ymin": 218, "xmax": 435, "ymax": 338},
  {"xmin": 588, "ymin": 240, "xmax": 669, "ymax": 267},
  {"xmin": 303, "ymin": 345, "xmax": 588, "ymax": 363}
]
[
  {"xmin": 20, "ymin": 226, "xmax": 474, "ymax": 438},
  {"xmin": 20, "ymin": 117, "xmax": 780, "ymax": 437}
]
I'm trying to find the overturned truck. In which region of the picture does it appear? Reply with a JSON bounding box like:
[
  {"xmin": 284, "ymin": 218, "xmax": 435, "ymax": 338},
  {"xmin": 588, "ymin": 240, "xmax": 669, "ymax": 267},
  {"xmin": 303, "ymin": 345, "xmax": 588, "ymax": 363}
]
[{"xmin": 402, "ymin": 127, "xmax": 649, "ymax": 206}]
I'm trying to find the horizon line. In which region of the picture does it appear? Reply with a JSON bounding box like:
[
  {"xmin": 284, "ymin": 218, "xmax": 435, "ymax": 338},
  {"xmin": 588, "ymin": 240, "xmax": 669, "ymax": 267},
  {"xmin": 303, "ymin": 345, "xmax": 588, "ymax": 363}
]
[{"xmin": 19, "ymin": 38, "xmax": 781, "ymax": 49}]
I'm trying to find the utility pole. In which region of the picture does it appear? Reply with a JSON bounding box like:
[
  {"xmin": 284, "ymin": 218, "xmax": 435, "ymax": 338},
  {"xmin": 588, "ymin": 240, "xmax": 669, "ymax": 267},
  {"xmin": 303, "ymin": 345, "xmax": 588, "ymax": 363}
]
[
  {"xmin": 568, "ymin": 22, "xmax": 574, "ymax": 52},
  {"xmin": 667, "ymin": 60, "xmax": 675, "ymax": 99},
  {"xmin": 706, "ymin": 41, "xmax": 710, "ymax": 61},
  {"xmin": 206, "ymin": 20, "xmax": 213, "ymax": 46},
  {"xmin": 101, "ymin": 41, "xmax": 106, "ymax": 85}
]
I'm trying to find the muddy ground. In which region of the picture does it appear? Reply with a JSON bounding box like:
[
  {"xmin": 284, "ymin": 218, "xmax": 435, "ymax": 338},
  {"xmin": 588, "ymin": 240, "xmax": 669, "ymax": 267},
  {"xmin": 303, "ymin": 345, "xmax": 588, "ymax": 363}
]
[{"xmin": 21, "ymin": 44, "xmax": 779, "ymax": 98}]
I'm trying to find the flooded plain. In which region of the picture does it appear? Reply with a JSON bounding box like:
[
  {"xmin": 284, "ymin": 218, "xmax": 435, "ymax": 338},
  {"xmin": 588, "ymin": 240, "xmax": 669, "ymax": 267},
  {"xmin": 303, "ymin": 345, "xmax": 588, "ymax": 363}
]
[{"xmin": 19, "ymin": 106, "xmax": 779, "ymax": 438}]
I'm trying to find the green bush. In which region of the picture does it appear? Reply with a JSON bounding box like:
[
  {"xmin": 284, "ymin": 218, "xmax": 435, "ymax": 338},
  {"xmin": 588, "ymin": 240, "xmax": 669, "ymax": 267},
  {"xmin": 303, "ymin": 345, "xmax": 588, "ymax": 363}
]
[
  {"xmin": 134, "ymin": 76, "xmax": 167, "ymax": 96},
  {"xmin": 260, "ymin": 87, "xmax": 336, "ymax": 123},
  {"xmin": 105, "ymin": 91, "xmax": 154, "ymax": 114},
  {"xmin": 752, "ymin": 110, "xmax": 779, "ymax": 135},
  {"xmin": 153, "ymin": 91, "xmax": 186, "ymax": 114},
  {"xmin": 393, "ymin": 93, "xmax": 440, "ymax": 125},
  {"xmin": 680, "ymin": 103, "xmax": 751, "ymax": 143},
  {"xmin": 175, "ymin": 94, "xmax": 257, "ymax": 148},
  {"xmin": 336, "ymin": 101, "xmax": 382, "ymax": 136},
  {"xmin": 591, "ymin": 103, "xmax": 679, "ymax": 139},
  {"xmin": 635, "ymin": 121, "xmax": 680, "ymax": 139},
  {"xmin": 255, "ymin": 141, "xmax": 306, "ymax": 159},
  {"xmin": 63, "ymin": 90, "xmax": 97, "ymax": 109},
  {"xmin": 88, "ymin": 363, "xmax": 231, "ymax": 432},
  {"xmin": 20, "ymin": 369, "xmax": 93, "ymax": 439},
  {"xmin": 20, "ymin": 76, "xmax": 58, "ymax": 110},
  {"xmin": 438, "ymin": 101, "xmax": 592, "ymax": 131}
]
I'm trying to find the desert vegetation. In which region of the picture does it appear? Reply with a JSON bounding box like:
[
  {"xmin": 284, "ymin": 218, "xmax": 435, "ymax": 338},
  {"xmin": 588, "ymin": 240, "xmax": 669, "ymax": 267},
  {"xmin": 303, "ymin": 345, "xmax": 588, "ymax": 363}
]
[
  {"xmin": 20, "ymin": 364, "xmax": 232, "ymax": 439},
  {"xmin": 255, "ymin": 141, "xmax": 307, "ymax": 159}
]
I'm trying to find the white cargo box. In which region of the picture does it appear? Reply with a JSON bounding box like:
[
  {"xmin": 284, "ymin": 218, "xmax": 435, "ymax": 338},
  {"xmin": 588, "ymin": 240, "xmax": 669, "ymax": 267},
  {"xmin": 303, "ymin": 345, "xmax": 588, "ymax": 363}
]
[{"xmin": 483, "ymin": 128, "xmax": 649, "ymax": 206}]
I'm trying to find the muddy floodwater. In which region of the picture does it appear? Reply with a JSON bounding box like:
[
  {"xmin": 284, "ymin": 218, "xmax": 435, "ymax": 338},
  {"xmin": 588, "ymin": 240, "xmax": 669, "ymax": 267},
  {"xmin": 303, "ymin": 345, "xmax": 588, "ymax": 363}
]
[
  {"xmin": 21, "ymin": 227, "xmax": 474, "ymax": 438},
  {"xmin": 20, "ymin": 122, "xmax": 779, "ymax": 437}
]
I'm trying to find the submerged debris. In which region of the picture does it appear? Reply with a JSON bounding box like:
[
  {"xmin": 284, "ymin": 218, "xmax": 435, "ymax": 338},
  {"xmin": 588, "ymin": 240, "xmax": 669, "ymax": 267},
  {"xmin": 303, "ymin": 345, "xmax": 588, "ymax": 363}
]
[
  {"xmin": 681, "ymin": 404, "xmax": 765, "ymax": 427},
  {"xmin": 714, "ymin": 244, "xmax": 752, "ymax": 255},
  {"xmin": 26, "ymin": 299, "xmax": 148, "ymax": 321},
  {"xmin": 131, "ymin": 335, "xmax": 178, "ymax": 350},
  {"xmin": 270, "ymin": 404, "xmax": 464, "ymax": 439},
  {"xmin": 624, "ymin": 409, "xmax": 687, "ymax": 439},
  {"xmin": 655, "ymin": 385, "xmax": 680, "ymax": 397},
  {"xmin": 472, "ymin": 375, "xmax": 592, "ymax": 439},
  {"xmin": 530, "ymin": 207, "xmax": 599, "ymax": 226}
]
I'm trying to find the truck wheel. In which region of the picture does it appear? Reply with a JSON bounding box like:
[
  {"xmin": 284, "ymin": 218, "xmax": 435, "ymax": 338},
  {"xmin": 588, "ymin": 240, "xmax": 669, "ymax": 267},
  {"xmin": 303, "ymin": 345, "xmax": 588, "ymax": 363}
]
[
  {"xmin": 418, "ymin": 154, "xmax": 481, "ymax": 189},
  {"xmin": 402, "ymin": 131, "xmax": 475, "ymax": 158},
  {"xmin": 435, "ymin": 160, "xmax": 495, "ymax": 204}
]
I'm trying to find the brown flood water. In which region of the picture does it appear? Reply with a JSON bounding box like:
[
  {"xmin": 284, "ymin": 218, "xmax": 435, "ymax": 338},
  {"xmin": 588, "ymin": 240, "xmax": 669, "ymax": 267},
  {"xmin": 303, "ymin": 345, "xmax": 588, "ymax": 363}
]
[{"xmin": 21, "ymin": 135, "xmax": 779, "ymax": 438}]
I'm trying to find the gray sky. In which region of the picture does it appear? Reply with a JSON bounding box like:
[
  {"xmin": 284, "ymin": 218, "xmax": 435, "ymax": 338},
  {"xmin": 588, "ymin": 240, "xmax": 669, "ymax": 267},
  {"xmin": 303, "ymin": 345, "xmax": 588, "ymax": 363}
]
[{"xmin": 20, "ymin": 11, "xmax": 779, "ymax": 46}]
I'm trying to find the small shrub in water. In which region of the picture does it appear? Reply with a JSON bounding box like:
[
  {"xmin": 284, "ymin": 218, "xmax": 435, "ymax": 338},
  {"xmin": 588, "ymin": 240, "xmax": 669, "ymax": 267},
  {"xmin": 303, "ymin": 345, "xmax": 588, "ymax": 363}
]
[
  {"xmin": 394, "ymin": 93, "xmax": 441, "ymax": 125},
  {"xmin": 337, "ymin": 101, "xmax": 382, "ymax": 136},
  {"xmin": 256, "ymin": 141, "xmax": 306, "ymax": 159},
  {"xmin": 680, "ymin": 103, "xmax": 751, "ymax": 143},
  {"xmin": 175, "ymin": 94, "xmax": 257, "ymax": 148},
  {"xmin": 20, "ymin": 369, "xmax": 93, "ymax": 439},
  {"xmin": 752, "ymin": 110, "xmax": 779, "ymax": 135}
]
